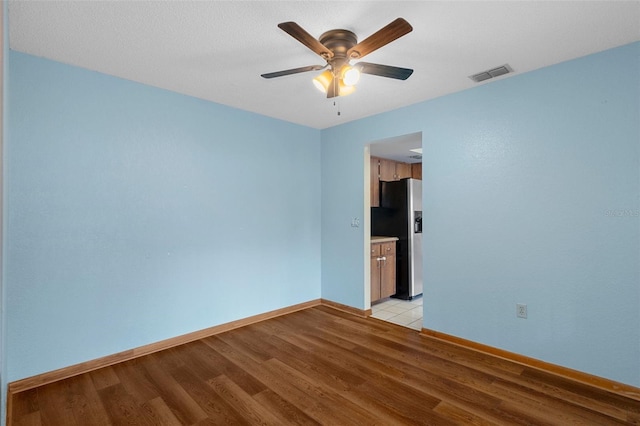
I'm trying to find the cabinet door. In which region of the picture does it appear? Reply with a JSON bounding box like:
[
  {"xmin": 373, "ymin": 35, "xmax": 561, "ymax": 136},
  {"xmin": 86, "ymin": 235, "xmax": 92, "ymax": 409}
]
[
  {"xmin": 380, "ymin": 242, "xmax": 396, "ymax": 299},
  {"xmin": 395, "ymin": 162, "xmax": 412, "ymax": 180},
  {"xmin": 411, "ymin": 163, "xmax": 422, "ymax": 180},
  {"xmin": 371, "ymin": 255, "xmax": 381, "ymax": 302},
  {"xmin": 379, "ymin": 158, "xmax": 396, "ymax": 181},
  {"xmin": 371, "ymin": 244, "xmax": 382, "ymax": 302},
  {"xmin": 371, "ymin": 243, "xmax": 382, "ymax": 302},
  {"xmin": 370, "ymin": 157, "xmax": 380, "ymax": 207}
]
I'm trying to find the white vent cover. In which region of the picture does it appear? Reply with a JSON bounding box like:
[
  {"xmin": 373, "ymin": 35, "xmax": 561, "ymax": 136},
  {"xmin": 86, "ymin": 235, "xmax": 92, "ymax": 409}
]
[{"xmin": 469, "ymin": 64, "xmax": 513, "ymax": 83}]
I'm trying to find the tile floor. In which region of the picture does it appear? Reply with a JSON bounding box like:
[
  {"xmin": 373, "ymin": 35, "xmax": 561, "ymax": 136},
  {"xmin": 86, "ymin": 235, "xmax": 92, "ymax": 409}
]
[{"xmin": 370, "ymin": 295, "xmax": 423, "ymax": 330}]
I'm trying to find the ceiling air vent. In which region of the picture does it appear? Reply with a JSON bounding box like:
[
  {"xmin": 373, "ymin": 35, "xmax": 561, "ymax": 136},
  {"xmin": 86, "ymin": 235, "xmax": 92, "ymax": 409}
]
[
  {"xmin": 409, "ymin": 154, "xmax": 422, "ymax": 160},
  {"xmin": 469, "ymin": 64, "xmax": 513, "ymax": 83}
]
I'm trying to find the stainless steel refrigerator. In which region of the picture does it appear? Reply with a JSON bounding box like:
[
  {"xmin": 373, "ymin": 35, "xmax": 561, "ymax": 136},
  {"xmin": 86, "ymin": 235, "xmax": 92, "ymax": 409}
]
[{"xmin": 371, "ymin": 178, "xmax": 423, "ymax": 300}]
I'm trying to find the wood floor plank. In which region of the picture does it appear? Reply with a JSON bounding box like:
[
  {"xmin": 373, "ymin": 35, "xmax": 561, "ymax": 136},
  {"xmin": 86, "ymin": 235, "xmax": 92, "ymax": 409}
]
[
  {"xmin": 208, "ymin": 374, "xmax": 283, "ymax": 425},
  {"xmin": 433, "ymin": 401, "xmax": 497, "ymax": 426},
  {"xmin": 261, "ymin": 332, "xmax": 443, "ymax": 424},
  {"xmin": 418, "ymin": 334, "xmax": 636, "ymax": 419},
  {"xmin": 490, "ymin": 376, "xmax": 633, "ymax": 425},
  {"xmin": 10, "ymin": 306, "xmax": 640, "ymax": 425},
  {"xmin": 275, "ymin": 326, "xmax": 487, "ymax": 411},
  {"xmin": 313, "ymin": 317, "xmax": 502, "ymax": 391},
  {"xmin": 139, "ymin": 354, "xmax": 209, "ymax": 425},
  {"xmin": 215, "ymin": 327, "xmax": 274, "ymax": 364},
  {"xmin": 165, "ymin": 341, "xmax": 224, "ymax": 379},
  {"xmin": 96, "ymin": 384, "xmax": 156, "ymax": 426},
  {"xmin": 89, "ymin": 366, "xmax": 121, "ymax": 391},
  {"xmin": 168, "ymin": 365, "xmax": 251, "ymax": 425},
  {"xmin": 65, "ymin": 374, "xmax": 112, "ymax": 426},
  {"xmin": 520, "ymin": 367, "xmax": 640, "ymax": 416},
  {"xmin": 10, "ymin": 388, "xmax": 39, "ymax": 419},
  {"xmin": 140, "ymin": 397, "xmax": 187, "ymax": 426},
  {"xmin": 627, "ymin": 411, "xmax": 640, "ymax": 424},
  {"xmin": 204, "ymin": 335, "xmax": 374, "ymax": 425},
  {"xmin": 111, "ymin": 359, "xmax": 161, "ymax": 404},
  {"xmin": 14, "ymin": 411, "xmax": 42, "ymax": 426},
  {"xmin": 351, "ymin": 378, "xmax": 458, "ymax": 425},
  {"xmin": 335, "ymin": 327, "xmax": 529, "ymax": 413},
  {"xmin": 261, "ymin": 357, "xmax": 386, "ymax": 425},
  {"xmin": 245, "ymin": 323, "xmax": 367, "ymax": 390},
  {"xmin": 35, "ymin": 381, "xmax": 80, "ymax": 426},
  {"xmin": 266, "ymin": 319, "xmax": 438, "ymax": 424},
  {"xmin": 366, "ymin": 319, "xmax": 527, "ymax": 377},
  {"xmin": 252, "ymin": 389, "xmax": 321, "ymax": 426},
  {"xmin": 182, "ymin": 339, "xmax": 267, "ymax": 396}
]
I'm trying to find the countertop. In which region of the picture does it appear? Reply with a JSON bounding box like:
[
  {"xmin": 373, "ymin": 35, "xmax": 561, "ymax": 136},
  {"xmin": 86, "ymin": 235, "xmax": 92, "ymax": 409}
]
[{"xmin": 371, "ymin": 236, "xmax": 399, "ymax": 243}]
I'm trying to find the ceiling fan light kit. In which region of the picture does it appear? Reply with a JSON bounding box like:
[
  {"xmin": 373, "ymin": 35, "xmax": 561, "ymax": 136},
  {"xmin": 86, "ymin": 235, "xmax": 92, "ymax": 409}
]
[
  {"xmin": 261, "ymin": 18, "xmax": 413, "ymax": 99},
  {"xmin": 312, "ymin": 70, "xmax": 333, "ymax": 93},
  {"xmin": 313, "ymin": 64, "xmax": 359, "ymax": 97},
  {"xmin": 341, "ymin": 65, "xmax": 360, "ymax": 86},
  {"xmin": 336, "ymin": 78, "xmax": 356, "ymax": 97}
]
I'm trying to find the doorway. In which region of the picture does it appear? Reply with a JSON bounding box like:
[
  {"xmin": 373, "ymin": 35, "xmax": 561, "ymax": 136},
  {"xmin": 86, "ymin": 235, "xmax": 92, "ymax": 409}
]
[{"xmin": 366, "ymin": 132, "xmax": 423, "ymax": 330}]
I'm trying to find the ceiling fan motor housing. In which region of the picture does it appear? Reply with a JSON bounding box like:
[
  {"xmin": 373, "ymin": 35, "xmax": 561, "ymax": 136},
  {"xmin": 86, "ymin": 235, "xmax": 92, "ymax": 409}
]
[{"xmin": 319, "ymin": 29, "xmax": 358, "ymax": 72}]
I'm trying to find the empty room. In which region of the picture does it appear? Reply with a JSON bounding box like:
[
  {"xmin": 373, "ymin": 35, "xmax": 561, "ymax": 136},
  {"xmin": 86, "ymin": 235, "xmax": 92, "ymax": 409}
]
[{"xmin": 2, "ymin": 1, "xmax": 639, "ymax": 425}]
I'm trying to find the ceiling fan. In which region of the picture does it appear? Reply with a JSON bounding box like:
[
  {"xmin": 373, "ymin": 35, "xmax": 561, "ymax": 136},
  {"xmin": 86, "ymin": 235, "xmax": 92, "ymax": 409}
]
[{"xmin": 261, "ymin": 18, "xmax": 414, "ymax": 98}]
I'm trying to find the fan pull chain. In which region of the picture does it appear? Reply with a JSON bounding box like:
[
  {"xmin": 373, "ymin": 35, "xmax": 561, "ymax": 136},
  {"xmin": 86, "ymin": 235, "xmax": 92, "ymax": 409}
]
[
  {"xmin": 333, "ymin": 76, "xmax": 340, "ymax": 116},
  {"xmin": 331, "ymin": 74, "xmax": 341, "ymax": 116},
  {"xmin": 334, "ymin": 80, "xmax": 341, "ymax": 116}
]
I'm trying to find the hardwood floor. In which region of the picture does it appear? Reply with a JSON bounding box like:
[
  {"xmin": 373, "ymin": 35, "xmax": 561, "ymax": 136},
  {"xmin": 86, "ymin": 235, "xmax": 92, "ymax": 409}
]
[{"xmin": 10, "ymin": 305, "xmax": 640, "ymax": 425}]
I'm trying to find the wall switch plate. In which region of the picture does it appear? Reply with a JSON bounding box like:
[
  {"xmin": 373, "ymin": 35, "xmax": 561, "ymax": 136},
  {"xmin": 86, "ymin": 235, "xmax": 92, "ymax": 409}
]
[{"xmin": 516, "ymin": 303, "xmax": 527, "ymax": 319}]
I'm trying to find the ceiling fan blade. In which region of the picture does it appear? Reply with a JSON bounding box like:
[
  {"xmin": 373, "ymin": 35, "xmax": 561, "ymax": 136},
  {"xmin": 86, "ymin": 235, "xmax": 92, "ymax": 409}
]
[
  {"xmin": 278, "ymin": 22, "xmax": 334, "ymax": 59},
  {"xmin": 355, "ymin": 62, "xmax": 413, "ymax": 80},
  {"xmin": 261, "ymin": 65, "xmax": 325, "ymax": 79},
  {"xmin": 347, "ymin": 18, "xmax": 413, "ymax": 59}
]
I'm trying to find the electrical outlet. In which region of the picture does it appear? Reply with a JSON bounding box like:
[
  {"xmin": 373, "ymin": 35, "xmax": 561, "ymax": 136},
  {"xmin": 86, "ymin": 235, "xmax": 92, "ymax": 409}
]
[{"xmin": 516, "ymin": 303, "xmax": 527, "ymax": 319}]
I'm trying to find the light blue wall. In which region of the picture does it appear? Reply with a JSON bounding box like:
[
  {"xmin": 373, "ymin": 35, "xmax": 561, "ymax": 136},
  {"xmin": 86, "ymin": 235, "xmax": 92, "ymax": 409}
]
[
  {"xmin": 321, "ymin": 42, "xmax": 640, "ymax": 386},
  {"xmin": 3, "ymin": 39, "xmax": 639, "ymax": 405},
  {"xmin": 5, "ymin": 51, "xmax": 321, "ymax": 383},
  {"xmin": 1, "ymin": 1, "xmax": 7, "ymax": 422}
]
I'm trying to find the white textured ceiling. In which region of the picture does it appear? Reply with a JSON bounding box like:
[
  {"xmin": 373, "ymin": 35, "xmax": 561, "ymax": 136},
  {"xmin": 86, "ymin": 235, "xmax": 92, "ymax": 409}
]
[{"xmin": 8, "ymin": 1, "xmax": 640, "ymax": 130}]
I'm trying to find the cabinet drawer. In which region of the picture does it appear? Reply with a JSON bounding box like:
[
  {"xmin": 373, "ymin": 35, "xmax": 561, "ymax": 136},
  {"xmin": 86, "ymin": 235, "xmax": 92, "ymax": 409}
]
[
  {"xmin": 380, "ymin": 242, "xmax": 395, "ymax": 255},
  {"xmin": 371, "ymin": 241, "xmax": 396, "ymax": 256}
]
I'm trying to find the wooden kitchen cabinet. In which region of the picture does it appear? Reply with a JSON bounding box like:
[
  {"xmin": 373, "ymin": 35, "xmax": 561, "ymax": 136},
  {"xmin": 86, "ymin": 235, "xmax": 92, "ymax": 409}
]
[
  {"xmin": 376, "ymin": 157, "xmax": 413, "ymax": 181},
  {"xmin": 370, "ymin": 157, "xmax": 380, "ymax": 207},
  {"xmin": 411, "ymin": 163, "xmax": 422, "ymax": 180},
  {"xmin": 371, "ymin": 241, "xmax": 396, "ymax": 303},
  {"xmin": 371, "ymin": 156, "xmax": 419, "ymax": 207},
  {"xmin": 395, "ymin": 162, "xmax": 412, "ymax": 179},
  {"xmin": 378, "ymin": 158, "xmax": 396, "ymax": 181}
]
